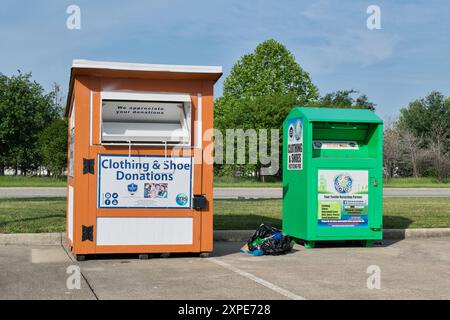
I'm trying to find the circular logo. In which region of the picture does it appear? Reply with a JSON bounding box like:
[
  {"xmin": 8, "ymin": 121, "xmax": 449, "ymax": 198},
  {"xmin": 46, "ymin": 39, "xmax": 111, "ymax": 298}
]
[
  {"xmin": 105, "ymin": 199, "xmax": 111, "ymax": 205},
  {"xmin": 112, "ymin": 199, "xmax": 118, "ymax": 206},
  {"xmin": 105, "ymin": 192, "xmax": 111, "ymax": 199},
  {"xmin": 112, "ymin": 193, "xmax": 119, "ymax": 199},
  {"xmin": 288, "ymin": 125, "xmax": 294, "ymax": 141},
  {"xmin": 175, "ymin": 193, "xmax": 188, "ymax": 206},
  {"xmin": 334, "ymin": 175, "xmax": 353, "ymax": 194}
]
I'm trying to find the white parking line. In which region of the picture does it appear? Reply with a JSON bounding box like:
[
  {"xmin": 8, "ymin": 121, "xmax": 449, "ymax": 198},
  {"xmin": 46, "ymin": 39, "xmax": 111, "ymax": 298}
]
[{"xmin": 208, "ymin": 257, "xmax": 305, "ymax": 300}]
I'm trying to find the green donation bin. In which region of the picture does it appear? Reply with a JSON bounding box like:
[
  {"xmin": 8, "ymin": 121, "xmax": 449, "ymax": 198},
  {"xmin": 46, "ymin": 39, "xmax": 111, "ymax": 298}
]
[{"xmin": 282, "ymin": 107, "xmax": 383, "ymax": 248}]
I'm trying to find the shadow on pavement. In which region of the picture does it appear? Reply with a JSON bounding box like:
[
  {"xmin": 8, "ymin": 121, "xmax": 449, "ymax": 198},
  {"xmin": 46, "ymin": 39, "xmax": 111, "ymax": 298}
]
[
  {"xmin": 383, "ymin": 216, "xmax": 413, "ymax": 229},
  {"xmin": 67, "ymin": 242, "xmax": 301, "ymax": 261},
  {"xmin": 211, "ymin": 241, "xmax": 300, "ymax": 257},
  {"xmin": 294, "ymin": 238, "xmax": 403, "ymax": 249}
]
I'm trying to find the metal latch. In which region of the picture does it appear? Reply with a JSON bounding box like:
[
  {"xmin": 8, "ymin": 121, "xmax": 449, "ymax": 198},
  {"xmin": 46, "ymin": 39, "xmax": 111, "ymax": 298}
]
[
  {"xmin": 82, "ymin": 225, "xmax": 94, "ymax": 241},
  {"xmin": 193, "ymin": 195, "xmax": 207, "ymax": 211},
  {"xmin": 83, "ymin": 158, "xmax": 95, "ymax": 175}
]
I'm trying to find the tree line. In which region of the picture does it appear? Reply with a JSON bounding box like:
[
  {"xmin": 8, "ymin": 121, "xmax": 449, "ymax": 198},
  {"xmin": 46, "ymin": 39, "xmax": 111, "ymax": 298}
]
[
  {"xmin": 0, "ymin": 72, "xmax": 67, "ymax": 177},
  {"xmin": 384, "ymin": 91, "xmax": 450, "ymax": 181},
  {"xmin": 0, "ymin": 39, "xmax": 448, "ymax": 181},
  {"xmin": 215, "ymin": 39, "xmax": 450, "ymax": 181}
]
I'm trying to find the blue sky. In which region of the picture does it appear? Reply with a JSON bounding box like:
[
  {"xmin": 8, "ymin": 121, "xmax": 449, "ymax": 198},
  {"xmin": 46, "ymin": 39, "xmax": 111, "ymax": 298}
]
[{"xmin": 1, "ymin": 0, "xmax": 449, "ymax": 120}]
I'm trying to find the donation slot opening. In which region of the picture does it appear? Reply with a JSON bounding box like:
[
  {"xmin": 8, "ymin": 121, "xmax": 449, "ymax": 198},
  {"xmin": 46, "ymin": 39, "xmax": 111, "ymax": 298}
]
[{"xmin": 101, "ymin": 99, "xmax": 191, "ymax": 145}]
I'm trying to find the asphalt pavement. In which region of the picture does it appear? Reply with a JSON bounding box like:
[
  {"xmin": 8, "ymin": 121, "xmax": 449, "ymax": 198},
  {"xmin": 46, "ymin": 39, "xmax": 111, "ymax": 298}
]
[
  {"xmin": 1, "ymin": 238, "xmax": 449, "ymax": 299},
  {"xmin": 1, "ymin": 187, "xmax": 449, "ymax": 199}
]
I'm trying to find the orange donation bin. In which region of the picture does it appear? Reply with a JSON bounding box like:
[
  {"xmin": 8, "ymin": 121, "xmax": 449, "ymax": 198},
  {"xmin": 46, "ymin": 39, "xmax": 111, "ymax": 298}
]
[{"xmin": 65, "ymin": 60, "xmax": 222, "ymax": 260}]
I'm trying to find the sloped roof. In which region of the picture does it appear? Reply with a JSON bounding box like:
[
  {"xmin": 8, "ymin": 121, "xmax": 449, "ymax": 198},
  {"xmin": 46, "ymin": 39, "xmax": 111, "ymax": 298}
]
[
  {"xmin": 294, "ymin": 106, "xmax": 383, "ymax": 123},
  {"xmin": 65, "ymin": 59, "xmax": 223, "ymax": 116}
]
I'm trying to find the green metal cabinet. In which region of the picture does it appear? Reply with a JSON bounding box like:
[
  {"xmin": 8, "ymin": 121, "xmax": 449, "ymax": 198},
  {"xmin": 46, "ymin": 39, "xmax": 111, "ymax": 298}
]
[{"xmin": 282, "ymin": 107, "xmax": 383, "ymax": 248}]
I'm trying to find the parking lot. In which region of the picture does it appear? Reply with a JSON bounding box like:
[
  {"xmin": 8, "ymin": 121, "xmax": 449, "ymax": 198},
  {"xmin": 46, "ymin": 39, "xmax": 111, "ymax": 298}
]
[{"xmin": 1, "ymin": 238, "xmax": 449, "ymax": 300}]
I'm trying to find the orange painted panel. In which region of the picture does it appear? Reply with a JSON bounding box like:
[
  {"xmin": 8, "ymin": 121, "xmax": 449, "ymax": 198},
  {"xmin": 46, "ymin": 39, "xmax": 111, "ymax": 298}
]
[
  {"xmin": 68, "ymin": 71, "xmax": 218, "ymax": 256},
  {"xmin": 71, "ymin": 77, "xmax": 88, "ymax": 253}
]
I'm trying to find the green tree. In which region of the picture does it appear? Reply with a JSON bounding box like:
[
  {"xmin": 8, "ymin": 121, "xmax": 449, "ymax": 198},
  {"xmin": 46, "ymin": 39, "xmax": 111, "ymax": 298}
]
[
  {"xmin": 307, "ymin": 90, "xmax": 376, "ymax": 111},
  {"xmin": 0, "ymin": 72, "xmax": 61, "ymax": 175},
  {"xmin": 38, "ymin": 119, "xmax": 68, "ymax": 177},
  {"xmin": 0, "ymin": 74, "xmax": 8, "ymax": 175},
  {"xmin": 222, "ymin": 39, "xmax": 319, "ymax": 101},
  {"xmin": 398, "ymin": 91, "xmax": 450, "ymax": 148},
  {"xmin": 388, "ymin": 92, "xmax": 450, "ymax": 180},
  {"xmin": 215, "ymin": 93, "xmax": 298, "ymax": 177},
  {"xmin": 216, "ymin": 39, "xmax": 319, "ymax": 178}
]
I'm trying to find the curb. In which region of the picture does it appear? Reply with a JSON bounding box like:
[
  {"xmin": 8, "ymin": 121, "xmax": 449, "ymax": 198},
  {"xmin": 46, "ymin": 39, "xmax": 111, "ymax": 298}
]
[
  {"xmin": 382, "ymin": 228, "xmax": 450, "ymax": 239},
  {"xmin": 0, "ymin": 232, "xmax": 63, "ymax": 245},
  {"xmin": 215, "ymin": 228, "xmax": 450, "ymax": 242},
  {"xmin": 1, "ymin": 228, "xmax": 450, "ymax": 245}
]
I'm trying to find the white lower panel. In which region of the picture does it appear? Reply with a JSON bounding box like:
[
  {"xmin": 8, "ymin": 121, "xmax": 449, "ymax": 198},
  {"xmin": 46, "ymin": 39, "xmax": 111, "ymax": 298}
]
[{"xmin": 96, "ymin": 217, "xmax": 193, "ymax": 246}]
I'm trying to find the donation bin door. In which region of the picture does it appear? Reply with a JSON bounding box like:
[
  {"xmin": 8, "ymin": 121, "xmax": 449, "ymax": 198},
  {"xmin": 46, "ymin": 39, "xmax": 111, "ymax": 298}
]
[
  {"xmin": 91, "ymin": 94, "xmax": 202, "ymax": 253},
  {"xmin": 312, "ymin": 120, "xmax": 382, "ymax": 240}
]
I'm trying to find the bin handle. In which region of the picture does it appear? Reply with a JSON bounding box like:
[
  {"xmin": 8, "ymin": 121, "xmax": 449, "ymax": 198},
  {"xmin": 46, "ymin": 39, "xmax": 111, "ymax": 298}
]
[{"xmin": 330, "ymin": 125, "xmax": 358, "ymax": 130}]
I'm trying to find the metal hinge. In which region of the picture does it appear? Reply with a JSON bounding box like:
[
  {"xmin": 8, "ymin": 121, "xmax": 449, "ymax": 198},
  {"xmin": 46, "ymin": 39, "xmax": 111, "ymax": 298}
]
[
  {"xmin": 193, "ymin": 194, "xmax": 207, "ymax": 211},
  {"xmin": 82, "ymin": 225, "xmax": 94, "ymax": 241},
  {"xmin": 83, "ymin": 158, "xmax": 95, "ymax": 175}
]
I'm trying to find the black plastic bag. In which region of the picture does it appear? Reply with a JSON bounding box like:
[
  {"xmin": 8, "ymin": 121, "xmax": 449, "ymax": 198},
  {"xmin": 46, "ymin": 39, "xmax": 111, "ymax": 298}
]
[{"xmin": 247, "ymin": 224, "xmax": 294, "ymax": 255}]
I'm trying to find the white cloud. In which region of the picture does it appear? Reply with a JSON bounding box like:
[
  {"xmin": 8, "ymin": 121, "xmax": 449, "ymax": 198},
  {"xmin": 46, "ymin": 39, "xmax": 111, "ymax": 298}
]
[
  {"xmin": 297, "ymin": 29, "xmax": 399, "ymax": 74},
  {"xmin": 301, "ymin": 0, "xmax": 333, "ymax": 20}
]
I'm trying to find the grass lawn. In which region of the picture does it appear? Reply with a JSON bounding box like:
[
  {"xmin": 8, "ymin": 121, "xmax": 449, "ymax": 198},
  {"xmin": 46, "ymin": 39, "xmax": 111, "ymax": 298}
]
[
  {"xmin": 383, "ymin": 177, "xmax": 450, "ymax": 188},
  {"xmin": 215, "ymin": 197, "xmax": 450, "ymax": 230},
  {"xmin": 1, "ymin": 197, "xmax": 449, "ymax": 233},
  {"xmin": 0, "ymin": 176, "xmax": 66, "ymax": 187},
  {"xmin": 0, "ymin": 197, "xmax": 66, "ymax": 233},
  {"xmin": 214, "ymin": 176, "xmax": 281, "ymax": 188}
]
